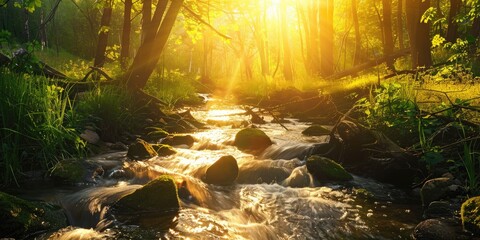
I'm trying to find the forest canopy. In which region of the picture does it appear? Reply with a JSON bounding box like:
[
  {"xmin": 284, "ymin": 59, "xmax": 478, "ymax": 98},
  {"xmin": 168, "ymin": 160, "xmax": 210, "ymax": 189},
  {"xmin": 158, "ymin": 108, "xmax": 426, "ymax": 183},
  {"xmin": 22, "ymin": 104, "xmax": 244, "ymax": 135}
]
[{"xmin": 1, "ymin": 0, "xmax": 479, "ymax": 88}]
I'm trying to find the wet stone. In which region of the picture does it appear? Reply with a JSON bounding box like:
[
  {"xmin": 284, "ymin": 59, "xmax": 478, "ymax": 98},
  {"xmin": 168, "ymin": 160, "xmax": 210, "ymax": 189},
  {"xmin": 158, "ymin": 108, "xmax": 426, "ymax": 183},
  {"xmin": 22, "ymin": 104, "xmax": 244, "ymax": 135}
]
[
  {"xmin": 234, "ymin": 128, "xmax": 272, "ymax": 153},
  {"xmin": 204, "ymin": 155, "xmax": 239, "ymax": 185},
  {"xmin": 302, "ymin": 124, "xmax": 331, "ymax": 136},
  {"xmin": 306, "ymin": 155, "xmax": 353, "ymax": 182},
  {"xmin": 127, "ymin": 139, "xmax": 157, "ymax": 160},
  {"xmin": 413, "ymin": 219, "xmax": 457, "ymax": 240}
]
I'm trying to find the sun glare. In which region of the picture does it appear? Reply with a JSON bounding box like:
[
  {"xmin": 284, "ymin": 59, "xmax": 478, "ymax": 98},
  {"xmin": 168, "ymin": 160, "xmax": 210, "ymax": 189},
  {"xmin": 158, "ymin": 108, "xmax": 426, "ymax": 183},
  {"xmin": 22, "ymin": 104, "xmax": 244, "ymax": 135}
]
[{"xmin": 265, "ymin": 0, "xmax": 281, "ymax": 19}]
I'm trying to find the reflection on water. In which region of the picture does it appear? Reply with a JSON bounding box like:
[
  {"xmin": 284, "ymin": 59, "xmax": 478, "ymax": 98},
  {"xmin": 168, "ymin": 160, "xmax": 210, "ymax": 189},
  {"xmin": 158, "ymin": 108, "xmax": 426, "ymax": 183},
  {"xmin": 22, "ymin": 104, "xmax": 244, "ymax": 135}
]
[{"xmin": 45, "ymin": 97, "xmax": 421, "ymax": 239}]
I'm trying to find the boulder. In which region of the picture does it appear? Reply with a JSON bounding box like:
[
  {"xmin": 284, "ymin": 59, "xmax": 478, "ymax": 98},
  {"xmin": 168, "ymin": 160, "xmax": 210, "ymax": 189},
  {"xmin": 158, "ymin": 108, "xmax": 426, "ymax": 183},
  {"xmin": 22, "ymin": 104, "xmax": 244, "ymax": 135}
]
[
  {"xmin": 234, "ymin": 128, "xmax": 272, "ymax": 153},
  {"xmin": 127, "ymin": 139, "xmax": 157, "ymax": 160},
  {"xmin": 80, "ymin": 129, "xmax": 101, "ymax": 144},
  {"xmin": 151, "ymin": 144, "xmax": 177, "ymax": 157},
  {"xmin": 161, "ymin": 135, "xmax": 195, "ymax": 148},
  {"xmin": 461, "ymin": 196, "xmax": 480, "ymax": 235},
  {"xmin": 306, "ymin": 155, "xmax": 353, "ymax": 182},
  {"xmin": 424, "ymin": 201, "xmax": 453, "ymax": 219},
  {"xmin": 112, "ymin": 176, "xmax": 180, "ymax": 226},
  {"xmin": 0, "ymin": 191, "xmax": 67, "ymax": 238},
  {"xmin": 420, "ymin": 177, "xmax": 457, "ymax": 206},
  {"xmin": 302, "ymin": 125, "xmax": 330, "ymax": 136},
  {"xmin": 412, "ymin": 219, "xmax": 457, "ymax": 240},
  {"xmin": 204, "ymin": 155, "xmax": 239, "ymax": 185},
  {"xmin": 145, "ymin": 127, "xmax": 169, "ymax": 142},
  {"xmin": 50, "ymin": 159, "xmax": 103, "ymax": 183}
]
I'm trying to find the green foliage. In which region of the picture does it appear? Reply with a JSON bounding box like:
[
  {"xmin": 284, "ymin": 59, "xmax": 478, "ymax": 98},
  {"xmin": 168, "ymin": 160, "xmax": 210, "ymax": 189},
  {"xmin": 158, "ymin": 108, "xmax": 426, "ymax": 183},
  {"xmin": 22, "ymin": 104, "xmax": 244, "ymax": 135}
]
[
  {"xmin": 76, "ymin": 86, "xmax": 142, "ymax": 140},
  {"xmin": 145, "ymin": 70, "xmax": 202, "ymax": 108},
  {"xmin": 0, "ymin": 70, "xmax": 85, "ymax": 186},
  {"xmin": 355, "ymin": 82, "xmax": 423, "ymax": 144}
]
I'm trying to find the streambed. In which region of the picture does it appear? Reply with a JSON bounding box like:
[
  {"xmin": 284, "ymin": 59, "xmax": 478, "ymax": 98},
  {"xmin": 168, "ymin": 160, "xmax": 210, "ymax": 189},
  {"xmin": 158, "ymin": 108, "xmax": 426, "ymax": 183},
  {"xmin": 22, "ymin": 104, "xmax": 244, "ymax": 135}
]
[{"xmin": 20, "ymin": 97, "xmax": 422, "ymax": 239}]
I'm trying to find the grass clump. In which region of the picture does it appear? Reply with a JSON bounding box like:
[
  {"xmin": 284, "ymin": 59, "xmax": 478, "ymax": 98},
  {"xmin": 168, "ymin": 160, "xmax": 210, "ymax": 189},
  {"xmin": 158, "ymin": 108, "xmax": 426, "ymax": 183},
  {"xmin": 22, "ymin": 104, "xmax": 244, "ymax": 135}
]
[
  {"xmin": 145, "ymin": 70, "xmax": 203, "ymax": 108},
  {"xmin": 75, "ymin": 86, "xmax": 142, "ymax": 142},
  {"xmin": 0, "ymin": 70, "xmax": 85, "ymax": 186}
]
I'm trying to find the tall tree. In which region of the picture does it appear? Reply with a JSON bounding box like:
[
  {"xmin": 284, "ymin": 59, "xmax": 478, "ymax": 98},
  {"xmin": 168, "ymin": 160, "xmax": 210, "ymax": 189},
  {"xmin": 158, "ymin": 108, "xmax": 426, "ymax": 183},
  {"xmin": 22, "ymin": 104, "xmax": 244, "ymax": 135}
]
[
  {"xmin": 320, "ymin": 0, "xmax": 334, "ymax": 76},
  {"xmin": 120, "ymin": 0, "xmax": 133, "ymax": 68},
  {"xmin": 382, "ymin": 0, "xmax": 394, "ymax": 70},
  {"xmin": 352, "ymin": 0, "xmax": 363, "ymax": 66},
  {"xmin": 93, "ymin": 0, "xmax": 113, "ymax": 68},
  {"xmin": 297, "ymin": 0, "xmax": 321, "ymax": 75},
  {"xmin": 397, "ymin": 0, "xmax": 404, "ymax": 49},
  {"xmin": 446, "ymin": 0, "xmax": 462, "ymax": 42},
  {"xmin": 123, "ymin": 0, "xmax": 184, "ymax": 90},
  {"xmin": 280, "ymin": 0, "xmax": 293, "ymax": 81},
  {"xmin": 141, "ymin": 0, "xmax": 151, "ymax": 42},
  {"xmin": 406, "ymin": 0, "xmax": 432, "ymax": 68}
]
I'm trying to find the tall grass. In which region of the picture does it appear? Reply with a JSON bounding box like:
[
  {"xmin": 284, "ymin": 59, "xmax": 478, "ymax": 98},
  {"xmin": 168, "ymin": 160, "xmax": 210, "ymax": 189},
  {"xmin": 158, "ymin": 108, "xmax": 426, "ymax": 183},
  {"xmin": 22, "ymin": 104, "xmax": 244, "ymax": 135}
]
[
  {"xmin": 0, "ymin": 70, "xmax": 85, "ymax": 186},
  {"xmin": 75, "ymin": 86, "xmax": 142, "ymax": 141},
  {"xmin": 145, "ymin": 70, "xmax": 203, "ymax": 108}
]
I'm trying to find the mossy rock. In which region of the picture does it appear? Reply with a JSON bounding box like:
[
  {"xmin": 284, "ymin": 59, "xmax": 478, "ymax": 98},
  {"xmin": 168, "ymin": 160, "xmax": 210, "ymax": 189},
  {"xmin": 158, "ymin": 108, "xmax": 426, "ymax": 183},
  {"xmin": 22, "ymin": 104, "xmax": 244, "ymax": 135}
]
[
  {"xmin": 302, "ymin": 125, "xmax": 330, "ymax": 136},
  {"xmin": 306, "ymin": 155, "xmax": 353, "ymax": 181},
  {"xmin": 114, "ymin": 176, "xmax": 180, "ymax": 214},
  {"xmin": 204, "ymin": 155, "xmax": 239, "ymax": 185},
  {"xmin": 151, "ymin": 144, "xmax": 177, "ymax": 157},
  {"xmin": 461, "ymin": 196, "xmax": 480, "ymax": 235},
  {"xmin": 234, "ymin": 128, "xmax": 272, "ymax": 153},
  {"xmin": 127, "ymin": 139, "xmax": 157, "ymax": 160},
  {"xmin": 145, "ymin": 127, "xmax": 169, "ymax": 142},
  {"xmin": 0, "ymin": 192, "xmax": 67, "ymax": 238},
  {"xmin": 50, "ymin": 159, "xmax": 86, "ymax": 182}
]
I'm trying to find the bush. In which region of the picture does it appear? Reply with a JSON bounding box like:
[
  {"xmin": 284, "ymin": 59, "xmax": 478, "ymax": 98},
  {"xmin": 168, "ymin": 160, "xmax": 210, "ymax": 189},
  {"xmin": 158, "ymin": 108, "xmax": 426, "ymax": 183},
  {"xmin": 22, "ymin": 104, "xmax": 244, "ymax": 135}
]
[{"xmin": 0, "ymin": 70, "xmax": 85, "ymax": 186}]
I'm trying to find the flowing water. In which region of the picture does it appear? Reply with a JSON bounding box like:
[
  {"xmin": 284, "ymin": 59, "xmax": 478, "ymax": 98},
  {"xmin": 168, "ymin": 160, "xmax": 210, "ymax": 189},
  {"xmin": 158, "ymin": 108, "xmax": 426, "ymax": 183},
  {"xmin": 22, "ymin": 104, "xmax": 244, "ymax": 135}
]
[{"xmin": 26, "ymin": 97, "xmax": 422, "ymax": 239}]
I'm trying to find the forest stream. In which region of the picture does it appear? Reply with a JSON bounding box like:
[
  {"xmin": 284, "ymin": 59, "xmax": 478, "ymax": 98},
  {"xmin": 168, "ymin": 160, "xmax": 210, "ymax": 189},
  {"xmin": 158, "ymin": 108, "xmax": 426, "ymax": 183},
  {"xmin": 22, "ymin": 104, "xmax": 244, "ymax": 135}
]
[{"xmin": 11, "ymin": 96, "xmax": 423, "ymax": 239}]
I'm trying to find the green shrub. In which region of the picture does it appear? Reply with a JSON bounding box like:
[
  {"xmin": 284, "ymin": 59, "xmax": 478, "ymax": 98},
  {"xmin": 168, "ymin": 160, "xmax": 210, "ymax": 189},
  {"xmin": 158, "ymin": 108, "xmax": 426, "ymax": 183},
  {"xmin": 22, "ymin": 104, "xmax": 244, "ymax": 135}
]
[
  {"xmin": 75, "ymin": 86, "xmax": 142, "ymax": 141},
  {"xmin": 0, "ymin": 70, "xmax": 85, "ymax": 186}
]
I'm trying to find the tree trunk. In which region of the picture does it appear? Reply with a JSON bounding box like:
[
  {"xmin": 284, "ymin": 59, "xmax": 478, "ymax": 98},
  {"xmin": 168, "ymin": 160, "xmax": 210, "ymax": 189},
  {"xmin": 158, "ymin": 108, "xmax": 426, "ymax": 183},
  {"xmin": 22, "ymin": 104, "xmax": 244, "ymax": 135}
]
[
  {"xmin": 397, "ymin": 0, "xmax": 404, "ymax": 49},
  {"xmin": 141, "ymin": 0, "xmax": 151, "ymax": 43},
  {"xmin": 352, "ymin": 0, "xmax": 363, "ymax": 66},
  {"xmin": 320, "ymin": 0, "xmax": 334, "ymax": 76},
  {"xmin": 280, "ymin": 0, "xmax": 293, "ymax": 81},
  {"xmin": 382, "ymin": 0, "xmax": 395, "ymax": 70},
  {"xmin": 93, "ymin": 1, "xmax": 113, "ymax": 68},
  {"xmin": 123, "ymin": 0, "xmax": 183, "ymax": 90},
  {"xmin": 445, "ymin": 0, "xmax": 461, "ymax": 42},
  {"xmin": 120, "ymin": 0, "xmax": 133, "ymax": 69},
  {"xmin": 406, "ymin": 0, "xmax": 432, "ymax": 68}
]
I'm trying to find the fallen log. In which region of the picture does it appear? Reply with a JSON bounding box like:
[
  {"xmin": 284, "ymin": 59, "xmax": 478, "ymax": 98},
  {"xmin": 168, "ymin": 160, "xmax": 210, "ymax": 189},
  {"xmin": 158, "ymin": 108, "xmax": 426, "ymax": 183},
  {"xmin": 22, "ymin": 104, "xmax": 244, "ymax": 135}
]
[{"xmin": 0, "ymin": 49, "xmax": 68, "ymax": 79}]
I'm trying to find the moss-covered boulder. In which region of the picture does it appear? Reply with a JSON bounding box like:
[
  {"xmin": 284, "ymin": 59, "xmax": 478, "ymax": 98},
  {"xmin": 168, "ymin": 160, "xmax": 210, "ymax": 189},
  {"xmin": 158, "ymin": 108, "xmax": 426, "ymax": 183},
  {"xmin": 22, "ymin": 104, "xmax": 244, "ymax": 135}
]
[
  {"xmin": 461, "ymin": 196, "xmax": 480, "ymax": 235},
  {"xmin": 127, "ymin": 139, "xmax": 157, "ymax": 160},
  {"xmin": 306, "ymin": 155, "xmax": 353, "ymax": 181},
  {"xmin": 151, "ymin": 144, "xmax": 177, "ymax": 157},
  {"xmin": 161, "ymin": 135, "xmax": 195, "ymax": 148},
  {"xmin": 0, "ymin": 191, "xmax": 67, "ymax": 238},
  {"xmin": 234, "ymin": 128, "xmax": 272, "ymax": 153},
  {"xmin": 50, "ymin": 159, "xmax": 103, "ymax": 183},
  {"xmin": 145, "ymin": 127, "xmax": 169, "ymax": 142},
  {"xmin": 302, "ymin": 125, "xmax": 330, "ymax": 136},
  {"xmin": 112, "ymin": 176, "xmax": 180, "ymax": 226},
  {"xmin": 204, "ymin": 155, "xmax": 239, "ymax": 185},
  {"xmin": 50, "ymin": 159, "xmax": 86, "ymax": 182}
]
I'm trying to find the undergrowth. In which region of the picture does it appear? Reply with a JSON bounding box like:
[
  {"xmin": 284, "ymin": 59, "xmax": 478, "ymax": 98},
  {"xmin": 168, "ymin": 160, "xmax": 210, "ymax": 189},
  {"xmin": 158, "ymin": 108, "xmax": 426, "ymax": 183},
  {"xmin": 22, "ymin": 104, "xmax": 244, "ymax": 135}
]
[{"xmin": 0, "ymin": 70, "xmax": 85, "ymax": 186}]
